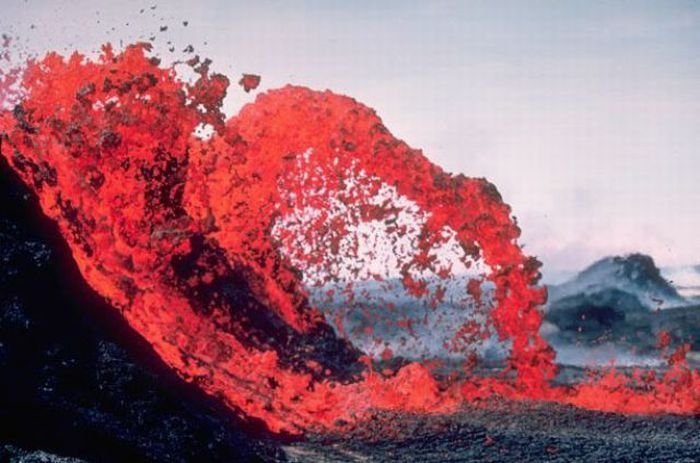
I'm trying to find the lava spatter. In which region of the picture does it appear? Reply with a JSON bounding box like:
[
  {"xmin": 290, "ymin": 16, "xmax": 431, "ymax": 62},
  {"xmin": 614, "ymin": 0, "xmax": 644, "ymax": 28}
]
[
  {"xmin": 0, "ymin": 44, "xmax": 696, "ymax": 434},
  {"xmin": 238, "ymin": 73, "xmax": 260, "ymax": 92}
]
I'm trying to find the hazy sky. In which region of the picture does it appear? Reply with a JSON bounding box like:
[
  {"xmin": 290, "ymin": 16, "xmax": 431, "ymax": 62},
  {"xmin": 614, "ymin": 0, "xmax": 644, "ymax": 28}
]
[{"xmin": 2, "ymin": 0, "xmax": 699, "ymax": 278}]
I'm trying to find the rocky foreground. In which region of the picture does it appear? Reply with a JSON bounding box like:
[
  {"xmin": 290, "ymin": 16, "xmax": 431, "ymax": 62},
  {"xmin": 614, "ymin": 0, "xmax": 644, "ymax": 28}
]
[{"xmin": 287, "ymin": 401, "xmax": 699, "ymax": 462}]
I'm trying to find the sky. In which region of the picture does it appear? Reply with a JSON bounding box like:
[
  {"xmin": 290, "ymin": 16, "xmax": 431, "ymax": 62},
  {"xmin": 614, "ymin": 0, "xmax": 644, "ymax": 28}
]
[{"xmin": 2, "ymin": 0, "xmax": 699, "ymax": 280}]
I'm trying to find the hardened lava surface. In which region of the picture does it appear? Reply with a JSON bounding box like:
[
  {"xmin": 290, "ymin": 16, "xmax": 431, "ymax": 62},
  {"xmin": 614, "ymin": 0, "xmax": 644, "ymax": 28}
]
[{"xmin": 284, "ymin": 402, "xmax": 700, "ymax": 462}]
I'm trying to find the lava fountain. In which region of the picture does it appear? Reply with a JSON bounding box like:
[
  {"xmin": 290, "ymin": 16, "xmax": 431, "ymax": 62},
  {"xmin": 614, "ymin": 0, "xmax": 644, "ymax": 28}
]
[{"xmin": 0, "ymin": 44, "xmax": 696, "ymax": 434}]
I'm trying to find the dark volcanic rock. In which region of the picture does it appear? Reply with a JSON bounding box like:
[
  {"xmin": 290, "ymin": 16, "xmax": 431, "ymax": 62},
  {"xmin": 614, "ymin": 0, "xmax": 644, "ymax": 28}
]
[
  {"xmin": 0, "ymin": 158, "xmax": 285, "ymax": 462},
  {"xmin": 1, "ymin": 445, "xmax": 86, "ymax": 462},
  {"xmin": 546, "ymin": 296, "xmax": 700, "ymax": 352},
  {"xmin": 285, "ymin": 402, "xmax": 700, "ymax": 462},
  {"xmin": 545, "ymin": 288, "xmax": 647, "ymax": 346}
]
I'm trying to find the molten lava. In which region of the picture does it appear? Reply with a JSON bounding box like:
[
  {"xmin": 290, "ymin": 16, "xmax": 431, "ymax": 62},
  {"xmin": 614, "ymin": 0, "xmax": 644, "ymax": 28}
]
[{"xmin": 0, "ymin": 44, "xmax": 697, "ymax": 434}]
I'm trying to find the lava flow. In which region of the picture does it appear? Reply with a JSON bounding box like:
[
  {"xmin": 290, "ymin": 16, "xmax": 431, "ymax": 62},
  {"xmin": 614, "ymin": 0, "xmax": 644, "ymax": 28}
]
[{"xmin": 0, "ymin": 44, "xmax": 697, "ymax": 434}]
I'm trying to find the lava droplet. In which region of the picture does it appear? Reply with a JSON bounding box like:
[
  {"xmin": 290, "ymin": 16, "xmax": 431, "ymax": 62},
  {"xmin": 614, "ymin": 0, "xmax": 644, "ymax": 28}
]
[{"xmin": 239, "ymin": 73, "xmax": 260, "ymax": 92}]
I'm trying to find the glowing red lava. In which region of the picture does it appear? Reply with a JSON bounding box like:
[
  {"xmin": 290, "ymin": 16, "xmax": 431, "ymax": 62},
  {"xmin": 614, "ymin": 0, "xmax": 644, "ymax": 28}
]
[{"xmin": 0, "ymin": 44, "xmax": 697, "ymax": 434}]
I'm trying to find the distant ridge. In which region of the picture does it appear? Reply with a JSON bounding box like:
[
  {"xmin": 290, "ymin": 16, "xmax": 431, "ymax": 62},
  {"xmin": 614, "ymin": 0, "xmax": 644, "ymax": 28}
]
[
  {"xmin": 548, "ymin": 253, "xmax": 686, "ymax": 310},
  {"xmin": 543, "ymin": 254, "xmax": 698, "ymax": 354}
]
